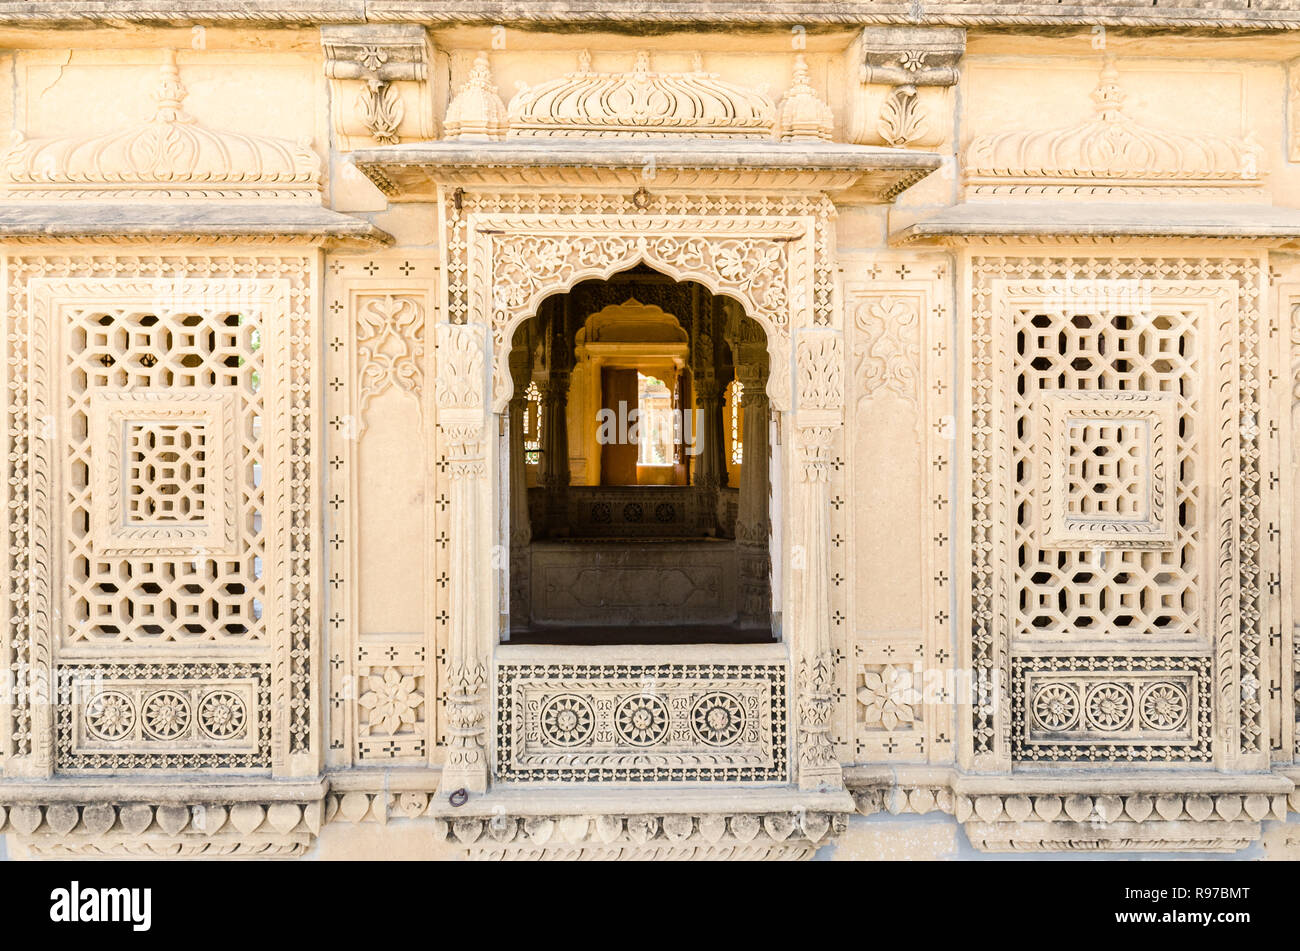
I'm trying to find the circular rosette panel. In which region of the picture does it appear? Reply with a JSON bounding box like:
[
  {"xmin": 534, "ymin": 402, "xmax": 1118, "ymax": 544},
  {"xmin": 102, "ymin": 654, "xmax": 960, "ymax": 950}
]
[
  {"xmin": 1084, "ymin": 682, "xmax": 1134, "ymax": 732},
  {"xmin": 198, "ymin": 690, "xmax": 249, "ymax": 740},
  {"xmin": 614, "ymin": 694, "xmax": 670, "ymax": 747},
  {"xmin": 1031, "ymin": 683, "xmax": 1080, "ymax": 732},
  {"xmin": 84, "ymin": 690, "xmax": 137, "ymax": 741},
  {"xmin": 539, "ymin": 694, "xmax": 595, "ymax": 747},
  {"xmin": 1138, "ymin": 681, "xmax": 1188, "ymax": 732},
  {"xmin": 141, "ymin": 689, "xmax": 193, "ymax": 740},
  {"xmin": 690, "ymin": 692, "xmax": 746, "ymax": 747}
]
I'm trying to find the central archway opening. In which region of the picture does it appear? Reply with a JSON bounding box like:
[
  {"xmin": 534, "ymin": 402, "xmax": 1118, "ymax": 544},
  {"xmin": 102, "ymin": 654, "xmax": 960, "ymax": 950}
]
[{"xmin": 502, "ymin": 265, "xmax": 777, "ymax": 645}]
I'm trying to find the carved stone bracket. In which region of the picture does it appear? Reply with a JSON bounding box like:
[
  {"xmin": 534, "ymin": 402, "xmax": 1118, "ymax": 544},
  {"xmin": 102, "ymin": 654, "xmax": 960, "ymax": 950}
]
[
  {"xmin": 849, "ymin": 26, "xmax": 965, "ymax": 149},
  {"xmin": 322, "ymin": 25, "xmax": 434, "ymax": 149}
]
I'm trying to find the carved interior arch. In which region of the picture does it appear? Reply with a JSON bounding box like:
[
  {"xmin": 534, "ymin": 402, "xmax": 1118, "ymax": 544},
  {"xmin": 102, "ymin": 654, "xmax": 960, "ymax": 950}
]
[{"xmin": 468, "ymin": 215, "xmax": 811, "ymax": 414}]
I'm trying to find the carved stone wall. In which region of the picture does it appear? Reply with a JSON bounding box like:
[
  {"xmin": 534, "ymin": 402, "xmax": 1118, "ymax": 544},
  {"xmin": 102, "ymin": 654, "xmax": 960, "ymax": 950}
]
[{"xmin": 3, "ymin": 13, "xmax": 1300, "ymax": 862}]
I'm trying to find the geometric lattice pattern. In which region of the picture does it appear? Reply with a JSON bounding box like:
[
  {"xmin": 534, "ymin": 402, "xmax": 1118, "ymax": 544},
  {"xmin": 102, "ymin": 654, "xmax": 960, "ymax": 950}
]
[
  {"xmin": 89, "ymin": 391, "xmax": 238, "ymax": 559},
  {"xmin": 1040, "ymin": 391, "xmax": 1176, "ymax": 549},
  {"xmin": 1012, "ymin": 299, "xmax": 1204, "ymax": 639},
  {"xmin": 67, "ymin": 307, "xmax": 264, "ymax": 643},
  {"xmin": 1067, "ymin": 418, "xmax": 1145, "ymax": 518},
  {"xmin": 127, "ymin": 422, "xmax": 207, "ymax": 522}
]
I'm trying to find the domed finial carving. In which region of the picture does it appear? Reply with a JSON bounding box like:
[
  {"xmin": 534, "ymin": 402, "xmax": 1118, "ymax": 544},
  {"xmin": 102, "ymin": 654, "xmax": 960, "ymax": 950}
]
[
  {"xmin": 776, "ymin": 54, "xmax": 834, "ymax": 142},
  {"xmin": 443, "ymin": 51, "xmax": 508, "ymax": 141},
  {"xmin": 1, "ymin": 48, "xmax": 321, "ymax": 198},
  {"xmin": 964, "ymin": 56, "xmax": 1264, "ymax": 193}
]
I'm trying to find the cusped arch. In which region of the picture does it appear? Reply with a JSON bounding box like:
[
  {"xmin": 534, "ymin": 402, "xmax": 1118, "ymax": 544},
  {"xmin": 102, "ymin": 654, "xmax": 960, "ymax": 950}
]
[{"xmin": 476, "ymin": 224, "xmax": 801, "ymax": 414}]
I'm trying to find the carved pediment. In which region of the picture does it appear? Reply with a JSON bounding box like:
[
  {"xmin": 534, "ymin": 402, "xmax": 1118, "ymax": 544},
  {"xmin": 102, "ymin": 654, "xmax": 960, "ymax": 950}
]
[
  {"xmin": 964, "ymin": 58, "xmax": 1262, "ymax": 194},
  {"xmin": 3, "ymin": 50, "xmax": 321, "ymax": 199},
  {"xmin": 506, "ymin": 50, "xmax": 777, "ymax": 139}
]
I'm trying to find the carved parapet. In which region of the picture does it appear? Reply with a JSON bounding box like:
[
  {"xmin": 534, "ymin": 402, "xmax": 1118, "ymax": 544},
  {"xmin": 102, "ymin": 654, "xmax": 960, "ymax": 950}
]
[
  {"xmin": 848, "ymin": 26, "xmax": 965, "ymax": 149},
  {"xmin": 850, "ymin": 780, "xmax": 1293, "ymax": 853},
  {"xmin": 430, "ymin": 810, "xmax": 847, "ymax": 860},
  {"xmin": 963, "ymin": 56, "xmax": 1264, "ymax": 197},
  {"xmin": 321, "ymin": 24, "xmax": 434, "ymax": 149},
  {"xmin": 0, "ymin": 797, "xmax": 323, "ymax": 858},
  {"xmin": 507, "ymin": 49, "xmax": 776, "ymax": 140}
]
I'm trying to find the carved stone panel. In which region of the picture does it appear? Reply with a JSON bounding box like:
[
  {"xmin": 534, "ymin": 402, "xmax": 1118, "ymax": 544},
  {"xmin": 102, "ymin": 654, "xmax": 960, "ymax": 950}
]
[
  {"xmin": 967, "ymin": 258, "xmax": 1268, "ymax": 771},
  {"xmin": 496, "ymin": 661, "xmax": 787, "ymax": 782},
  {"xmin": 57, "ymin": 663, "xmax": 271, "ymax": 770},
  {"xmin": 6, "ymin": 261, "xmax": 318, "ymax": 779}
]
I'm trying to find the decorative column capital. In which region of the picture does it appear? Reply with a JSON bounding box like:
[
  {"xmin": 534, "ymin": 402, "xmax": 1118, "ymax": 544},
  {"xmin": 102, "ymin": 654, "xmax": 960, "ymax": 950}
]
[
  {"xmin": 858, "ymin": 26, "xmax": 966, "ymax": 88},
  {"xmin": 321, "ymin": 25, "xmax": 433, "ymax": 148},
  {"xmin": 850, "ymin": 25, "xmax": 965, "ymax": 149}
]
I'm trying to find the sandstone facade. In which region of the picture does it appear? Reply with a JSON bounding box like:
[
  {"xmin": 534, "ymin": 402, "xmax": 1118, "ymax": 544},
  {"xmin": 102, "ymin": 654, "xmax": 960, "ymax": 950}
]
[{"xmin": 1, "ymin": 1, "xmax": 1300, "ymax": 860}]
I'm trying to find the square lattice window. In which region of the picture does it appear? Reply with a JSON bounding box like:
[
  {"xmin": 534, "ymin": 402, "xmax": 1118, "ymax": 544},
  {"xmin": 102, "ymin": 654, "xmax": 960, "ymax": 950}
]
[
  {"xmin": 1040, "ymin": 391, "xmax": 1177, "ymax": 549},
  {"xmin": 90, "ymin": 391, "xmax": 238, "ymax": 557}
]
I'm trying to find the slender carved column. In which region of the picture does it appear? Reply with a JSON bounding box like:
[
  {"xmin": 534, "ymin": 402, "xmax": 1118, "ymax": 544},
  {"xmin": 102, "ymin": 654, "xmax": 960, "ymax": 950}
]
[
  {"xmin": 693, "ymin": 375, "xmax": 725, "ymax": 535},
  {"xmin": 793, "ymin": 424, "xmax": 839, "ymax": 789},
  {"xmin": 792, "ymin": 330, "xmax": 845, "ymax": 791},
  {"xmin": 435, "ymin": 324, "xmax": 491, "ymax": 796},
  {"xmin": 507, "ymin": 345, "xmax": 533, "ymax": 630},
  {"xmin": 735, "ymin": 346, "xmax": 771, "ymax": 627},
  {"xmin": 540, "ymin": 368, "xmax": 571, "ymax": 536}
]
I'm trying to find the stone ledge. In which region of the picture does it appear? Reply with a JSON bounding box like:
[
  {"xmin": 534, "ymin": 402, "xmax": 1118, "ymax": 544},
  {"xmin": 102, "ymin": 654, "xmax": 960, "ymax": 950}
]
[
  {"xmin": 5, "ymin": 773, "xmax": 1300, "ymax": 857},
  {"xmin": 892, "ymin": 202, "xmax": 1300, "ymax": 247},
  {"xmin": 350, "ymin": 139, "xmax": 941, "ymax": 202},
  {"xmin": 0, "ymin": 202, "xmax": 394, "ymax": 249},
  {"xmin": 0, "ymin": 799, "xmax": 323, "ymax": 858},
  {"xmin": 848, "ymin": 774, "xmax": 1295, "ymax": 854}
]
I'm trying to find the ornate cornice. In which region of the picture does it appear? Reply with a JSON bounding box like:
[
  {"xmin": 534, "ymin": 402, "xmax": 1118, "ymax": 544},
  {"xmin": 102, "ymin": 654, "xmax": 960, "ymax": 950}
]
[
  {"xmin": 2, "ymin": 49, "xmax": 321, "ymax": 200},
  {"xmin": 6, "ymin": 3, "xmax": 1300, "ymax": 30}
]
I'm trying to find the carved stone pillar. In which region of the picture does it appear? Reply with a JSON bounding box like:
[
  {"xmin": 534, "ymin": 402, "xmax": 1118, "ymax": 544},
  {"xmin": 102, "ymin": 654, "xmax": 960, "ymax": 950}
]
[
  {"xmin": 792, "ymin": 330, "xmax": 844, "ymax": 791},
  {"xmin": 735, "ymin": 348, "xmax": 771, "ymax": 628},
  {"xmin": 693, "ymin": 375, "xmax": 725, "ymax": 536},
  {"xmin": 435, "ymin": 324, "xmax": 491, "ymax": 796},
  {"xmin": 507, "ymin": 345, "xmax": 533, "ymax": 630},
  {"xmin": 540, "ymin": 369, "xmax": 571, "ymax": 537}
]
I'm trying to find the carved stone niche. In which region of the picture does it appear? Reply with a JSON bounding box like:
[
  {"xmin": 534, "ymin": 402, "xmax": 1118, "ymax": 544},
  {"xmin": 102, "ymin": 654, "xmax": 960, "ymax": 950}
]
[
  {"xmin": 322, "ymin": 25, "xmax": 435, "ymax": 149},
  {"xmin": 847, "ymin": 26, "xmax": 965, "ymax": 149}
]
